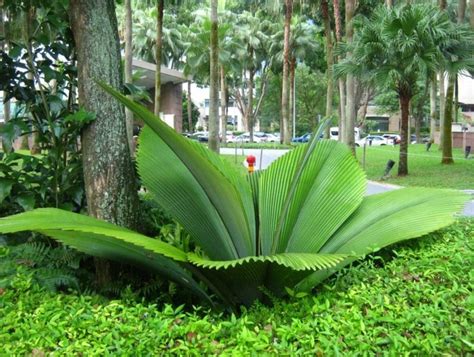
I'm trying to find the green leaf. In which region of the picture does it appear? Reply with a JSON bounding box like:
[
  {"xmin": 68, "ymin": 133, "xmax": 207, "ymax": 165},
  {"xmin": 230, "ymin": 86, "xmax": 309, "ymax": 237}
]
[
  {"xmin": 16, "ymin": 193, "xmax": 35, "ymax": 211},
  {"xmin": 0, "ymin": 208, "xmax": 187, "ymax": 262},
  {"xmin": 38, "ymin": 229, "xmax": 212, "ymax": 303},
  {"xmin": 99, "ymin": 82, "xmax": 255, "ymax": 260},
  {"xmin": 259, "ymin": 139, "xmax": 366, "ymax": 254},
  {"xmin": 0, "ymin": 179, "xmax": 14, "ymax": 204},
  {"xmin": 321, "ymin": 188, "xmax": 469, "ymax": 255}
]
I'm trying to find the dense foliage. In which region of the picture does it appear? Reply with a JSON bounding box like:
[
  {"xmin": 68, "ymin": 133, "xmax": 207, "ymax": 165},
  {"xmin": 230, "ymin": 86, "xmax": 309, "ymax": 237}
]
[{"xmin": 1, "ymin": 220, "xmax": 472, "ymax": 354}]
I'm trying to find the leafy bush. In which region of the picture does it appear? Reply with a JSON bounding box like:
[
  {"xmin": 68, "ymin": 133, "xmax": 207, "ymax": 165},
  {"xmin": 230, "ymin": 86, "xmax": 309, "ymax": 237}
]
[
  {"xmin": 1, "ymin": 220, "xmax": 472, "ymax": 355},
  {"xmin": 0, "ymin": 84, "xmax": 468, "ymax": 307}
]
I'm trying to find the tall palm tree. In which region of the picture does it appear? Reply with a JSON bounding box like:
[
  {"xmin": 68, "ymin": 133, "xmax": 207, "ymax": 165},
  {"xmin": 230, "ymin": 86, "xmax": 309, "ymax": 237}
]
[
  {"xmin": 321, "ymin": 0, "xmax": 334, "ymax": 139},
  {"xmin": 440, "ymin": 24, "xmax": 474, "ymax": 164},
  {"xmin": 208, "ymin": 0, "xmax": 219, "ymax": 153},
  {"xmin": 338, "ymin": 4, "xmax": 452, "ymax": 176},
  {"xmin": 281, "ymin": 0, "xmax": 293, "ymax": 144}
]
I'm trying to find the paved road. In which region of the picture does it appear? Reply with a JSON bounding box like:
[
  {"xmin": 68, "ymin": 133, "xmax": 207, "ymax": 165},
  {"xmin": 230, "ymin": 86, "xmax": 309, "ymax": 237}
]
[{"xmin": 221, "ymin": 148, "xmax": 474, "ymax": 217}]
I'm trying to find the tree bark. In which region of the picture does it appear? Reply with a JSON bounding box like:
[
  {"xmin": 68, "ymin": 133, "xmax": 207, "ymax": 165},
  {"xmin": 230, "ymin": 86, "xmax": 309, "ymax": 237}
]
[
  {"xmin": 220, "ymin": 65, "xmax": 227, "ymax": 145},
  {"xmin": 332, "ymin": 0, "xmax": 345, "ymax": 141},
  {"xmin": 124, "ymin": 0, "xmax": 134, "ymax": 154},
  {"xmin": 441, "ymin": 73, "xmax": 455, "ymax": 164},
  {"xmin": 281, "ymin": 0, "xmax": 293, "ymax": 145},
  {"xmin": 321, "ymin": 0, "xmax": 333, "ymax": 139},
  {"xmin": 398, "ymin": 95, "xmax": 410, "ymax": 176},
  {"xmin": 458, "ymin": 0, "xmax": 466, "ymax": 23},
  {"xmin": 429, "ymin": 75, "xmax": 437, "ymax": 142},
  {"xmin": 471, "ymin": 0, "xmax": 474, "ymax": 28},
  {"xmin": 69, "ymin": 0, "xmax": 140, "ymax": 286},
  {"xmin": 439, "ymin": 72, "xmax": 445, "ymax": 149},
  {"xmin": 289, "ymin": 56, "xmax": 296, "ymax": 139},
  {"xmin": 208, "ymin": 0, "xmax": 219, "ymax": 153},
  {"xmin": 247, "ymin": 70, "xmax": 255, "ymax": 142},
  {"xmin": 187, "ymin": 81, "xmax": 193, "ymax": 133},
  {"xmin": 154, "ymin": 0, "xmax": 164, "ymax": 116},
  {"xmin": 344, "ymin": 0, "xmax": 356, "ymax": 154}
]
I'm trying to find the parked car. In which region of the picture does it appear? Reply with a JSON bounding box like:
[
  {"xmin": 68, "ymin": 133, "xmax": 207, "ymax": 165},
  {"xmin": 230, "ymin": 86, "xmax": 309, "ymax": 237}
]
[
  {"xmin": 292, "ymin": 133, "xmax": 311, "ymax": 143},
  {"xmin": 382, "ymin": 134, "xmax": 401, "ymax": 144},
  {"xmin": 355, "ymin": 135, "xmax": 388, "ymax": 147},
  {"xmin": 230, "ymin": 133, "xmax": 265, "ymax": 143},
  {"xmin": 265, "ymin": 133, "xmax": 279, "ymax": 142}
]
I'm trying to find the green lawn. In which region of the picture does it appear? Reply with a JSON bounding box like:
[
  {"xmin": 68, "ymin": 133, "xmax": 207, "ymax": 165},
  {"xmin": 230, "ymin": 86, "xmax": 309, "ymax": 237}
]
[
  {"xmin": 1, "ymin": 219, "xmax": 472, "ymax": 355},
  {"xmin": 357, "ymin": 144, "xmax": 474, "ymax": 189}
]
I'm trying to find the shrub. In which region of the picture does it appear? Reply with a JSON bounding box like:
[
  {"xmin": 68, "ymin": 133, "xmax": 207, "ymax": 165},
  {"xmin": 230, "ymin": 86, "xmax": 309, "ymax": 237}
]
[{"xmin": 0, "ymin": 84, "xmax": 468, "ymax": 307}]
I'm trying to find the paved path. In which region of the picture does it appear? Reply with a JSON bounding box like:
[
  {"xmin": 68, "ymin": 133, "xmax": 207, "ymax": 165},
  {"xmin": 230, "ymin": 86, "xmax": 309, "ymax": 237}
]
[{"xmin": 221, "ymin": 148, "xmax": 474, "ymax": 217}]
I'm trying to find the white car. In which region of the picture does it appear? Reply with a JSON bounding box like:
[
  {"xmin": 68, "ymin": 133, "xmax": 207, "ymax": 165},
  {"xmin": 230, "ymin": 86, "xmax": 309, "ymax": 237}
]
[
  {"xmin": 355, "ymin": 135, "xmax": 388, "ymax": 147},
  {"xmin": 231, "ymin": 133, "xmax": 265, "ymax": 143}
]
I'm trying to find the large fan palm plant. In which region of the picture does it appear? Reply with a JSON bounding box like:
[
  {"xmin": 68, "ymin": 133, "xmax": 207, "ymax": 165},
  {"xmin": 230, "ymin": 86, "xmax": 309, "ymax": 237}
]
[{"xmin": 0, "ymin": 84, "xmax": 468, "ymax": 307}]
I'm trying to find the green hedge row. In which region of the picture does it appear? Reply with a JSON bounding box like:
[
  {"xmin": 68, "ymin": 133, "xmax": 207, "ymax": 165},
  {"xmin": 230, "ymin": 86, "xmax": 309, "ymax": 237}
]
[{"xmin": 1, "ymin": 219, "xmax": 473, "ymax": 355}]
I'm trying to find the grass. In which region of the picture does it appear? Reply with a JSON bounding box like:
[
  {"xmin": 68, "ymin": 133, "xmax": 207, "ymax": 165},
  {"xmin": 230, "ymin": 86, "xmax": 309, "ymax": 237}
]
[
  {"xmin": 357, "ymin": 144, "xmax": 474, "ymax": 189},
  {"xmin": 221, "ymin": 154, "xmax": 247, "ymax": 174},
  {"xmin": 1, "ymin": 219, "xmax": 472, "ymax": 355}
]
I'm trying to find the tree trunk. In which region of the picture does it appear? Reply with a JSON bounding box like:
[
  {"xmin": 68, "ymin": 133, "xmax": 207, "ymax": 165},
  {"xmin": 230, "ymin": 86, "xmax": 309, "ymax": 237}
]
[
  {"xmin": 220, "ymin": 65, "xmax": 227, "ymax": 146},
  {"xmin": 439, "ymin": 72, "xmax": 445, "ymax": 149},
  {"xmin": 289, "ymin": 56, "xmax": 296, "ymax": 139},
  {"xmin": 247, "ymin": 70, "xmax": 255, "ymax": 142},
  {"xmin": 441, "ymin": 73, "xmax": 455, "ymax": 164},
  {"xmin": 415, "ymin": 77, "xmax": 430, "ymax": 144},
  {"xmin": 187, "ymin": 81, "xmax": 193, "ymax": 133},
  {"xmin": 385, "ymin": 0, "xmax": 393, "ymax": 7},
  {"xmin": 208, "ymin": 0, "xmax": 219, "ymax": 153},
  {"xmin": 281, "ymin": 0, "xmax": 293, "ymax": 145},
  {"xmin": 458, "ymin": 0, "xmax": 466, "ymax": 22},
  {"xmin": 344, "ymin": 0, "xmax": 356, "ymax": 154},
  {"xmin": 321, "ymin": 0, "xmax": 333, "ymax": 139},
  {"xmin": 124, "ymin": 0, "xmax": 134, "ymax": 154},
  {"xmin": 471, "ymin": 0, "xmax": 474, "ymax": 28},
  {"xmin": 398, "ymin": 95, "xmax": 410, "ymax": 176},
  {"xmin": 429, "ymin": 75, "xmax": 437, "ymax": 142},
  {"xmin": 357, "ymin": 89, "xmax": 370, "ymax": 128},
  {"xmin": 332, "ymin": 0, "xmax": 345, "ymax": 141},
  {"xmin": 1, "ymin": 6, "xmax": 11, "ymax": 151},
  {"xmin": 154, "ymin": 0, "xmax": 164, "ymax": 116},
  {"xmin": 69, "ymin": 0, "xmax": 140, "ymax": 287}
]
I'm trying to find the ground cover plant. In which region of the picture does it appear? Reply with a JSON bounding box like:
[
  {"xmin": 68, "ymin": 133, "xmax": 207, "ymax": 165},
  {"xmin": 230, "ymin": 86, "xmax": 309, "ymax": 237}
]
[
  {"xmin": 357, "ymin": 144, "xmax": 474, "ymax": 189},
  {"xmin": 0, "ymin": 84, "xmax": 468, "ymax": 307},
  {"xmin": 1, "ymin": 219, "xmax": 472, "ymax": 355}
]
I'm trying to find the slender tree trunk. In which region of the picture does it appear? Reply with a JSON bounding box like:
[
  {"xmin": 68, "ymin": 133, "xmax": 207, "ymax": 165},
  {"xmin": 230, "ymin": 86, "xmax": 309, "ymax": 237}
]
[
  {"xmin": 321, "ymin": 0, "xmax": 337, "ymax": 139},
  {"xmin": 281, "ymin": 0, "xmax": 293, "ymax": 145},
  {"xmin": 220, "ymin": 65, "xmax": 227, "ymax": 146},
  {"xmin": 1, "ymin": 7, "xmax": 11, "ymax": 151},
  {"xmin": 458, "ymin": 0, "xmax": 466, "ymax": 22},
  {"xmin": 471, "ymin": 0, "xmax": 474, "ymax": 28},
  {"xmin": 438, "ymin": 0, "xmax": 447, "ymax": 150},
  {"xmin": 187, "ymin": 81, "xmax": 193, "ymax": 133},
  {"xmin": 321, "ymin": 0, "xmax": 333, "ymax": 139},
  {"xmin": 398, "ymin": 95, "xmax": 410, "ymax": 176},
  {"xmin": 357, "ymin": 89, "xmax": 370, "ymax": 128},
  {"xmin": 415, "ymin": 77, "xmax": 429, "ymax": 144},
  {"xmin": 208, "ymin": 0, "xmax": 219, "ymax": 153},
  {"xmin": 70, "ymin": 0, "xmax": 140, "ymax": 287},
  {"xmin": 154, "ymin": 0, "xmax": 164, "ymax": 116},
  {"xmin": 333, "ymin": 0, "xmax": 345, "ymax": 141},
  {"xmin": 429, "ymin": 75, "xmax": 437, "ymax": 142},
  {"xmin": 441, "ymin": 73, "xmax": 455, "ymax": 164},
  {"xmin": 247, "ymin": 70, "xmax": 255, "ymax": 142},
  {"xmin": 344, "ymin": 0, "xmax": 356, "ymax": 154},
  {"xmin": 289, "ymin": 56, "xmax": 296, "ymax": 139},
  {"xmin": 439, "ymin": 72, "xmax": 445, "ymax": 149},
  {"xmin": 124, "ymin": 0, "xmax": 134, "ymax": 154}
]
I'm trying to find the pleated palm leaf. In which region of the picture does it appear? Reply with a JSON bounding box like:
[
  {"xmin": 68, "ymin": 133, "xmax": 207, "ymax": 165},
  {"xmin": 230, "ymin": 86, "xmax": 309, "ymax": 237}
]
[{"xmin": 0, "ymin": 84, "xmax": 468, "ymax": 306}]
